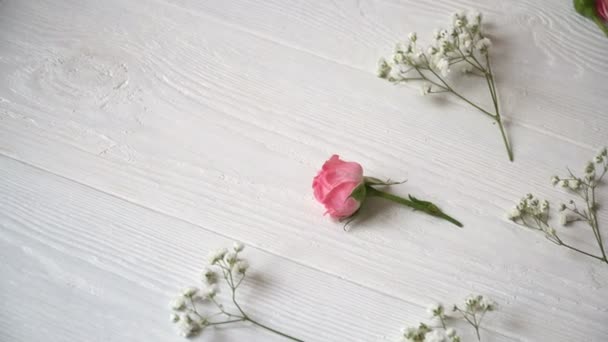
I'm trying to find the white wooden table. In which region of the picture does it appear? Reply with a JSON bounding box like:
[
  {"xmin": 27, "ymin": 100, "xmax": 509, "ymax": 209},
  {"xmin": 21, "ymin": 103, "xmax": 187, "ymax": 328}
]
[{"xmin": 1, "ymin": 0, "xmax": 607, "ymax": 341}]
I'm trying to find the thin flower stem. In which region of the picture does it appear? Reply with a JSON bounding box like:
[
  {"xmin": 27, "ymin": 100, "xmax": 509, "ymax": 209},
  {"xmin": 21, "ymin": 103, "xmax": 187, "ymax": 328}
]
[
  {"xmin": 207, "ymin": 318, "xmax": 247, "ymax": 326},
  {"xmin": 366, "ymin": 185, "xmax": 463, "ymax": 227},
  {"xmin": 438, "ymin": 316, "xmax": 447, "ymax": 329},
  {"xmin": 421, "ymin": 62, "xmax": 497, "ymax": 120},
  {"xmin": 495, "ymin": 116, "xmax": 513, "ymax": 161},
  {"xmin": 470, "ymin": 313, "xmax": 481, "ymax": 341},
  {"xmin": 556, "ymin": 238, "xmax": 605, "ymax": 261}
]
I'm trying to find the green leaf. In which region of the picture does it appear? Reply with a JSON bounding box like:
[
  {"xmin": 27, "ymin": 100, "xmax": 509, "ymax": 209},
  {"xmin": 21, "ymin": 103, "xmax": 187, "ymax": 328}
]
[
  {"xmin": 349, "ymin": 182, "xmax": 367, "ymax": 202},
  {"xmin": 574, "ymin": 0, "xmax": 598, "ymax": 19}
]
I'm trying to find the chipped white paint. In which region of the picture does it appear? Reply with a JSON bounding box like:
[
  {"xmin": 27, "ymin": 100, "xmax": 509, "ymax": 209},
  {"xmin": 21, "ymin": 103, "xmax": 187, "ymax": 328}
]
[{"xmin": 1, "ymin": 0, "xmax": 607, "ymax": 341}]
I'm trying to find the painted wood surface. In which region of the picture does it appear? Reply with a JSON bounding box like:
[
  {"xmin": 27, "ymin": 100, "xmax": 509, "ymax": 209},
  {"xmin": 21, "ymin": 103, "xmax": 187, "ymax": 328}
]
[{"xmin": 1, "ymin": 0, "xmax": 607, "ymax": 341}]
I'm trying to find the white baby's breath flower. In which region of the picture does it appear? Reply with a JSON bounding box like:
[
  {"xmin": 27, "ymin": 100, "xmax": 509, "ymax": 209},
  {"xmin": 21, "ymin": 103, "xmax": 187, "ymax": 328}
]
[
  {"xmin": 177, "ymin": 320, "xmax": 196, "ymax": 337},
  {"xmin": 208, "ymin": 248, "xmax": 228, "ymax": 264},
  {"xmin": 409, "ymin": 32, "xmax": 418, "ymax": 42},
  {"xmin": 445, "ymin": 328, "xmax": 457, "ymax": 337},
  {"xmin": 433, "ymin": 29, "xmax": 441, "ymax": 40},
  {"xmin": 540, "ymin": 200, "xmax": 549, "ymax": 212},
  {"xmin": 468, "ymin": 11, "xmax": 482, "ymax": 24},
  {"xmin": 424, "ymin": 329, "xmax": 449, "ymax": 342},
  {"xmin": 476, "ymin": 37, "xmax": 491, "ymax": 51},
  {"xmin": 171, "ymin": 296, "xmax": 186, "ymax": 311},
  {"xmin": 420, "ymin": 83, "xmax": 432, "ymax": 96},
  {"xmin": 585, "ymin": 161, "xmax": 595, "ymax": 174},
  {"xmin": 235, "ymin": 260, "xmax": 249, "ymax": 274},
  {"xmin": 559, "ymin": 212, "xmax": 569, "ymax": 226},
  {"xmin": 434, "ymin": 58, "xmax": 450, "ymax": 77},
  {"xmin": 426, "ymin": 303, "xmax": 444, "ymax": 318},
  {"xmin": 480, "ymin": 297, "xmax": 496, "ymax": 311},
  {"xmin": 569, "ymin": 179, "xmax": 580, "ymax": 190},
  {"xmin": 182, "ymin": 287, "xmax": 198, "ymax": 298},
  {"xmin": 377, "ymin": 58, "xmax": 392, "ymax": 79},
  {"xmin": 507, "ymin": 207, "xmax": 521, "ymax": 220},
  {"xmin": 201, "ymin": 285, "xmax": 218, "ymax": 299},
  {"xmin": 224, "ymin": 251, "xmax": 238, "ymax": 265},
  {"xmin": 559, "ymin": 179, "xmax": 569, "ymax": 188},
  {"xmin": 233, "ymin": 241, "xmax": 245, "ymax": 252},
  {"xmin": 202, "ymin": 266, "xmax": 218, "ymax": 285},
  {"xmin": 595, "ymin": 155, "xmax": 603, "ymax": 164},
  {"xmin": 551, "ymin": 176, "xmax": 560, "ymax": 186},
  {"xmin": 170, "ymin": 313, "xmax": 180, "ymax": 322}
]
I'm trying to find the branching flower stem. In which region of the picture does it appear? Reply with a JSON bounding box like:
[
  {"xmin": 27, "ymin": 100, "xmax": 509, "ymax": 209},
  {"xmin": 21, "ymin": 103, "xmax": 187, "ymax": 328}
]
[
  {"xmin": 414, "ymin": 54, "xmax": 513, "ymax": 161},
  {"xmin": 378, "ymin": 11, "xmax": 514, "ymax": 161},
  {"xmin": 508, "ymin": 149, "xmax": 608, "ymax": 265},
  {"xmin": 170, "ymin": 243, "xmax": 304, "ymax": 341}
]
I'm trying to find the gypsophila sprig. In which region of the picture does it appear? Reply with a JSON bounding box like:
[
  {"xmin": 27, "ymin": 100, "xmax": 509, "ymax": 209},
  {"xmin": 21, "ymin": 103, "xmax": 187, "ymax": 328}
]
[
  {"xmin": 169, "ymin": 242, "xmax": 304, "ymax": 341},
  {"xmin": 377, "ymin": 10, "xmax": 514, "ymax": 161},
  {"xmin": 400, "ymin": 295, "xmax": 496, "ymax": 342},
  {"xmin": 508, "ymin": 147, "xmax": 608, "ymax": 265}
]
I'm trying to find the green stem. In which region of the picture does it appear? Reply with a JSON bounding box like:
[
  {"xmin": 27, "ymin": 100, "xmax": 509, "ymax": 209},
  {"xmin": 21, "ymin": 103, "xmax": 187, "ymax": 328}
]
[
  {"xmin": 588, "ymin": 186, "xmax": 607, "ymax": 260},
  {"xmin": 485, "ymin": 54, "xmax": 513, "ymax": 162},
  {"xmin": 365, "ymin": 185, "xmax": 463, "ymax": 227},
  {"xmin": 554, "ymin": 235, "xmax": 606, "ymax": 262},
  {"xmin": 592, "ymin": 16, "xmax": 608, "ymax": 37},
  {"xmin": 246, "ymin": 317, "xmax": 305, "ymax": 342},
  {"xmin": 495, "ymin": 116, "xmax": 513, "ymax": 162}
]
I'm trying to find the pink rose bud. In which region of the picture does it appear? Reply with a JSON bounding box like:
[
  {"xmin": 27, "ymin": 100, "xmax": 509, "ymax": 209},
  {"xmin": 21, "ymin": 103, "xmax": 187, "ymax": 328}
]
[
  {"xmin": 598, "ymin": 0, "xmax": 608, "ymax": 21},
  {"xmin": 312, "ymin": 155, "xmax": 364, "ymax": 218},
  {"xmin": 312, "ymin": 155, "xmax": 462, "ymax": 227}
]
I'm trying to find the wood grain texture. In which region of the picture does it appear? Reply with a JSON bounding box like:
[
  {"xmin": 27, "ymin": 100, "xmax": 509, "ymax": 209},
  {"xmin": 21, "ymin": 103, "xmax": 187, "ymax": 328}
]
[
  {"xmin": 0, "ymin": 0, "xmax": 607, "ymax": 341},
  {"xmin": 1, "ymin": 156, "xmax": 518, "ymax": 342}
]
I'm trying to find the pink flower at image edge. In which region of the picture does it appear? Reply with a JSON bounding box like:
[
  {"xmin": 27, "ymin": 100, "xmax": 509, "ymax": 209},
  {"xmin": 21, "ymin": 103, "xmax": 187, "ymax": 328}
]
[
  {"xmin": 313, "ymin": 155, "xmax": 364, "ymax": 219},
  {"xmin": 599, "ymin": 0, "xmax": 608, "ymax": 21}
]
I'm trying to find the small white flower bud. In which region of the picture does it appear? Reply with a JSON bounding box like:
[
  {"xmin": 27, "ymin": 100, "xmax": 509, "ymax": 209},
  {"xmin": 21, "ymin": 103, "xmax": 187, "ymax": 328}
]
[
  {"xmin": 426, "ymin": 303, "xmax": 444, "ymax": 318},
  {"xmin": 377, "ymin": 58, "xmax": 392, "ymax": 79},
  {"xmin": 420, "ymin": 83, "xmax": 432, "ymax": 96},
  {"xmin": 208, "ymin": 248, "xmax": 228, "ymax": 264},
  {"xmin": 182, "ymin": 287, "xmax": 198, "ymax": 297},
  {"xmin": 170, "ymin": 313, "xmax": 180, "ymax": 322},
  {"xmin": 408, "ymin": 32, "xmax": 417, "ymax": 42},
  {"xmin": 569, "ymin": 179, "xmax": 580, "ymax": 190},
  {"xmin": 446, "ymin": 328, "xmax": 457, "ymax": 337},
  {"xmin": 224, "ymin": 251, "xmax": 238, "ymax": 265},
  {"xmin": 202, "ymin": 285, "xmax": 218, "ymax": 298},
  {"xmin": 233, "ymin": 241, "xmax": 245, "ymax": 252},
  {"xmin": 585, "ymin": 161, "xmax": 595, "ymax": 174},
  {"xmin": 202, "ymin": 266, "xmax": 218, "ymax": 285},
  {"xmin": 507, "ymin": 208, "xmax": 521, "ymax": 220},
  {"xmin": 475, "ymin": 38, "xmax": 491, "ymax": 52},
  {"xmin": 551, "ymin": 176, "xmax": 559, "ymax": 186},
  {"xmin": 177, "ymin": 321, "xmax": 196, "ymax": 337},
  {"xmin": 170, "ymin": 296, "xmax": 186, "ymax": 310},
  {"xmin": 235, "ymin": 260, "xmax": 249, "ymax": 274},
  {"xmin": 559, "ymin": 212, "xmax": 569, "ymax": 226}
]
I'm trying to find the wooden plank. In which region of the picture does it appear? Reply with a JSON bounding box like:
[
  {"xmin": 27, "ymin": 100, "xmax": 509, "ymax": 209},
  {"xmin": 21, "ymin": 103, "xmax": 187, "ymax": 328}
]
[
  {"xmin": 0, "ymin": 155, "xmax": 516, "ymax": 342},
  {"xmin": 166, "ymin": 0, "xmax": 608, "ymax": 149},
  {"xmin": 0, "ymin": 0, "xmax": 607, "ymax": 341}
]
